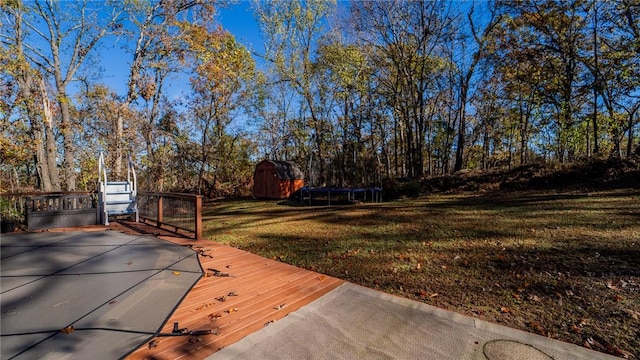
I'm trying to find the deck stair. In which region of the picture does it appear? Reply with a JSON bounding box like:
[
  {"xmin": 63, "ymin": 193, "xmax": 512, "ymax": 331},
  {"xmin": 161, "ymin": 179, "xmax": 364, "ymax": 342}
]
[{"xmin": 98, "ymin": 152, "xmax": 138, "ymax": 225}]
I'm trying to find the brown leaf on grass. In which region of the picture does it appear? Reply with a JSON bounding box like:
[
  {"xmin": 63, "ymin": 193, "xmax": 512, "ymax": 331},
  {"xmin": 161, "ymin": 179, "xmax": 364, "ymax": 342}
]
[
  {"xmin": 606, "ymin": 281, "xmax": 618, "ymax": 290},
  {"xmin": 429, "ymin": 293, "xmax": 439, "ymax": 298},
  {"xmin": 586, "ymin": 336, "xmax": 632, "ymax": 358},
  {"xmin": 528, "ymin": 294, "xmax": 542, "ymax": 302},
  {"xmin": 571, "ymin": 324, "xmax": 583, "ymax": 334},
  {"xmin": 612, "ymin": 294, "xmax": 624, "ymax": 302},
  {"xmin": 512, "ymin": 293, "xmax": 521, "ymax": 300},
  {"xmin": 527, "ymin": 321, "xmax": 546, "ymax": 336},
  {"xmin": 500, "ymin": 307, "xmax": 510, "ymax": 313},
  {"xmin": 623, "ymin": 309, "xmax": 640, "ymax": 320}
]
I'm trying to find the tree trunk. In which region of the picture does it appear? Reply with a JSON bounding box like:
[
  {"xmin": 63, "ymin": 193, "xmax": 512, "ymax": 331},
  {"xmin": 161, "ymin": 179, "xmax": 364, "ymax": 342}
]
[
  {"xmin": 626, "ymin": 107, "xmax": 637, "ymax": 157},
  {"xmin": 55, "ymin": 90, "xmax": 76, "ymax": 191},
  {"xmin": 454, "ymin": 79, "xmax": 469, "ymax": 172},
  {"xmin": 35, "ymin": 77, "xmax": 62, "ymax": 191}
]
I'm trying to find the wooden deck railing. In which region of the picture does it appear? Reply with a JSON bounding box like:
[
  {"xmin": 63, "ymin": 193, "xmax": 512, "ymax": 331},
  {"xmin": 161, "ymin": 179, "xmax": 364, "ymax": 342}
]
[{"xmin": 137, "ymin": 191, "xmax": 203, "ymax": 240}]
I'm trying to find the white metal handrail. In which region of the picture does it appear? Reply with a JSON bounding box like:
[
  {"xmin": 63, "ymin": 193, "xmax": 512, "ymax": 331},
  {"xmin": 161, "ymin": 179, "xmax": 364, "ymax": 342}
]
[
  {"xmin": 98, "ymin": 152, "xmax": 109, "ymax": 225},
  {"xmin": 128, "ymin": 155, "xmax": 139, "ymax": 222}
]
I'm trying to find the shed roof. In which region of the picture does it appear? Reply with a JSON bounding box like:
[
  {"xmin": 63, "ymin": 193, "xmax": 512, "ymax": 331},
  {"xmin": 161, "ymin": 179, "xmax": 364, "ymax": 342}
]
[{"xmin": 259, "ymin": 160, "xmax": 304, "ymax": 180}]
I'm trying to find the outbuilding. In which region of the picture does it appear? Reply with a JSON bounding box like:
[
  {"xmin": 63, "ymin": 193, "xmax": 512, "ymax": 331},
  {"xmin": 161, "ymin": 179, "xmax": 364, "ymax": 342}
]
[{"xmin": 253, "ymin": 160, "xmax": 305, "ymax": 199}]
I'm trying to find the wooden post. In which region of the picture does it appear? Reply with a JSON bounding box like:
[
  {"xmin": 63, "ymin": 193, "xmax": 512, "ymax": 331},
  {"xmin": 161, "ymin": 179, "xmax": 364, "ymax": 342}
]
[{"xmin": 195, "ymin": 195, "xmax": 203, "ymax": 241}]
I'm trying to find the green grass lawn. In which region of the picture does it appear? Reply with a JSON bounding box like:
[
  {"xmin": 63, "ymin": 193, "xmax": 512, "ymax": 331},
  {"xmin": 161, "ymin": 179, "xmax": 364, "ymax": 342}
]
[{"xmin": 202, "ymin": 189, "xmax": 640, "ymax": 358}]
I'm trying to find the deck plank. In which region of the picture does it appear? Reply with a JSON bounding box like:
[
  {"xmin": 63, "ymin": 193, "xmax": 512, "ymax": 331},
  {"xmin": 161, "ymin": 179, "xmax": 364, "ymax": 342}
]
[{"xmin": 121, "ymin": 222, "xmax": 344, "ymax": 360}]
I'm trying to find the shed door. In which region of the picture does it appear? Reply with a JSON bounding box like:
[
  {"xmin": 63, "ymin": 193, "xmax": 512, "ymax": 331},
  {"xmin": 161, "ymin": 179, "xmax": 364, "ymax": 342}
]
[
  {"xmin": 267, "ymin": 171, "xmax": 278, "ymax": 198},
  {"xmin": 255, "ymin": 169, "xmax": 267, "ymax": 197}
]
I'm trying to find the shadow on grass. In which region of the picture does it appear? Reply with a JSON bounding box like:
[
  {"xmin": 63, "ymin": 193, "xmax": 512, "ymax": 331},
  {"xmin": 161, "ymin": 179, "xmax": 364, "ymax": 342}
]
[{"xmin": 201, "ymin": 190, "xmax": 640, "ymax": 357}]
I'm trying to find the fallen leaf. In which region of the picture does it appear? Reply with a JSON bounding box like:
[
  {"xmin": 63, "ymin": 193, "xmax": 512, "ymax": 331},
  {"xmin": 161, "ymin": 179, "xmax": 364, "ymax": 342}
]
[
  {"xmin": 606, "ymin": 281, "xmax": 618, "ymax": 290},
  {"xmin": 623, "ymin": 309, "xmax": 640, "ymax": 320},
  {"xmin": 172, "ymin": 271, "xmax": 181, "ymax": 276},
  {"xmin": 225, "ymin": 308, "xmax": 238, "ymax": 313},
  {"xmin": 227, "ymin": 290, "xmax": 238, "ymax": 296},
  {"xmin": 528, "ymin": 294, "xmax": 542, "ymax": 302},
  {"xmin": 109, "ymin": 300, "xmax": 118, "ymax": 305},
  {"xmin": 571, "ymin": 324, "xmax": 582, "ymax": 334},
  {"xmin": 148, "ymin": 339, "xmax": 159, "ymax": 349},
  {"xmin": 512, "ymin": 293, "xmax": 521, "ymax": 300},
  {"xmin": 429, "ymin": 293, "xmax": 439, "ymax": 298},
  {"xmin": 589, "ymin": 335, "xmax": 630, "ymax": 358},
  {"xmin": 612, "ymin": 294, "xmax": 624, "ymax": 302},
  {"xmin": 208, "ymin": 312, "xmax": 223, "ymax": 322},
  {"xmin": 264, "ymin": 320, "xmax": 275, "ymax": 326},
  {"xmin": 195, "ymin": 303, "xmax": 212, "ymax": 311},
  {"xmin": 585, "ymin": 337, "xmax": 604, "ymax": 351},
  {"xmin": 500, "ymin": 307, "xmax": 510, "ymax": 313},
  {"xmin": 274, "ymin": 304, "xmax": 286, "ymax": 310},
  {"xmin": 188, "ymin": 336, "xmax": 202, "ymax": 344},
  {"xmin": 527, "ymin": 321, "xmax": 545, "ymax": 335},
  {"xmin": 216, "ymin": 296, "xmax": 227, "ymax": 302},
  {"xmin": 61, "ymin": 325, "xmax": 74, "ymax": 334}
]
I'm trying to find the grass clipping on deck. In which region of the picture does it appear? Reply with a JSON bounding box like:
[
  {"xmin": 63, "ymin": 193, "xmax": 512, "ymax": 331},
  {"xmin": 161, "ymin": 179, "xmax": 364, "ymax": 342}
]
[{"xmin": 203, "ymin": 190, "xmax": 639, "ymax": 359}]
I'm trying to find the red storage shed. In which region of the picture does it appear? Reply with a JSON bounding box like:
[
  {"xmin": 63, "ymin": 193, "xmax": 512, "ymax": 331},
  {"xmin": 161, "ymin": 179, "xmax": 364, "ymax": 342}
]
[{"xmin": 253, "ymin": 160, "xmax": 305, "ymax": 199}]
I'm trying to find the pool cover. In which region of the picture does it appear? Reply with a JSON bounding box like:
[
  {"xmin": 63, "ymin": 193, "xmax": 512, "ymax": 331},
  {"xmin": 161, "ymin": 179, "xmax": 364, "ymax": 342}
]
[{"xmin": 0, "ymin": 231, "xmax": 202, "ymax": 360}]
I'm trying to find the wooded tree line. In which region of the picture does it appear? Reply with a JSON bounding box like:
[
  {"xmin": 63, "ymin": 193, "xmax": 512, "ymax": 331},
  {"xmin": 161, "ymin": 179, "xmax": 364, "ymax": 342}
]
[{"xmin": 1, "ymin": 0, "xmax": 638, "ymax": 196}]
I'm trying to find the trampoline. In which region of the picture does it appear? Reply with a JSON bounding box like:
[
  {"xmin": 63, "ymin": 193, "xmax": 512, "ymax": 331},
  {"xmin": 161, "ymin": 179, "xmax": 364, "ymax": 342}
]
[
  {"xmin": 0, "ymin": 231, "xmax": 203, "ymax": 360},
  {"xmin": 299, "ymin": 187, "xmax": 383, "ymax": 205}
]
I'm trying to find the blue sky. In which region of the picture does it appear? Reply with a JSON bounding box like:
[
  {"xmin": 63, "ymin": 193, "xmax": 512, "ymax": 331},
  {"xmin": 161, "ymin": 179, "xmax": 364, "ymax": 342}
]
[
  {"xmin": 94, "ymin": 1, "xmax": 264, "ymax": 100},
  {"xmin": 219, "ymin": 1, "xmax": 263, "ymax": 55}
]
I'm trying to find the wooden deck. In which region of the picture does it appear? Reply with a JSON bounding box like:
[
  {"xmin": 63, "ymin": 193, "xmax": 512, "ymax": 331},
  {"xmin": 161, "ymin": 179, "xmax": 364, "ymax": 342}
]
[{"xmin": 97, "ymin": 221, "xmax": 345, "ymax": 360}]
